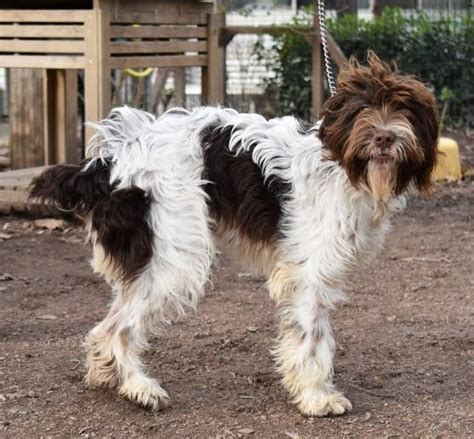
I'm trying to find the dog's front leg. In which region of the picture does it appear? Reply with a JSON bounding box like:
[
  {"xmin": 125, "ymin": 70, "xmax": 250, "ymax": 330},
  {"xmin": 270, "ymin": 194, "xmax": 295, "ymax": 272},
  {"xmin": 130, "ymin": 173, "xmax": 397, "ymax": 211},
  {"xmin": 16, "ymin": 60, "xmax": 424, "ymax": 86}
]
[{"xmin": 273, "ymin": 284, "xmax": 352, "ymax": 417}]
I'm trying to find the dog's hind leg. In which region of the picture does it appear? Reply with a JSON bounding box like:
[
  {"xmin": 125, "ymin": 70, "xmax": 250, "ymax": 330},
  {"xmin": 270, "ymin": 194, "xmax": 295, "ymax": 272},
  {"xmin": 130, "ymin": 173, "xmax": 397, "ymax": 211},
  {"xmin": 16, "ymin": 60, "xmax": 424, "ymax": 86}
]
[
  {"xmin": 85, "ymin": 279, "xmax": 171, "ymax": 410},
  {"xmin": 84, "ymin": 183, "xmax": 215, "ymax": 410}
]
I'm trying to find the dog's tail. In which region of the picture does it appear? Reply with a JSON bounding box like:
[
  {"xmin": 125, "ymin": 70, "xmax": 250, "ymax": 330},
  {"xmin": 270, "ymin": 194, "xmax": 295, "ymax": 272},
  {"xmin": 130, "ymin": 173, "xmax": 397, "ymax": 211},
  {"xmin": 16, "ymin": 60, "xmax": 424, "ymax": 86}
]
[{"xmin": 28, "ymin": 159, "xmax": 113, "ymax": 213}]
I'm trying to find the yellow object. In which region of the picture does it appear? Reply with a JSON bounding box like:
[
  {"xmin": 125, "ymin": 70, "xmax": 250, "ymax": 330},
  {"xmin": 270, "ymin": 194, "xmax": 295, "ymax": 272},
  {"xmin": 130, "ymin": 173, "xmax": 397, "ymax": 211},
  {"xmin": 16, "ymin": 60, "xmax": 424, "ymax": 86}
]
[
  {"xmin": 124, "ymin": 67, "xmax": 153, "ymax": 78},
  {"xmin": 432, "ymin": 137, "xmax": 462, "ymax": 180}
]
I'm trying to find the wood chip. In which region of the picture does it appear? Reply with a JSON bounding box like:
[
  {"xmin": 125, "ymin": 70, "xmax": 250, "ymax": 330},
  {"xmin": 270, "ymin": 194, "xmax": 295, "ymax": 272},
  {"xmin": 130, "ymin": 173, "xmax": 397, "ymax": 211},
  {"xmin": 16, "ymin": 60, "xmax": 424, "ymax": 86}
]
[
  {"xmin": 34, "ymin": 219, "xmax": 66, "ymax": 231},
  {"xmin": 36, "ymin": 314, "xmax": 58, "ymax": 320},
  {"xmin": 0, "ymin": 232, "xmax": 12, "ymax": 240},
  {"xmin": 237, "ymin": 428, "xmax": 254, "ymax": 436},
  {"xmin": 0, "ymin": 273, "xmax": 14, "ymax": 281}
]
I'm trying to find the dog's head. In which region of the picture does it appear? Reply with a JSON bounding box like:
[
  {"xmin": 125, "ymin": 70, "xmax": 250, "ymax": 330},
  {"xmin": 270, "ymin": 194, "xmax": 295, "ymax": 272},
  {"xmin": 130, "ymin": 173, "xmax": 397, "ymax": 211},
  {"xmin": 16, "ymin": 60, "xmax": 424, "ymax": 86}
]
[{"xmin": 319, "ymin": 52, "xmax": 439, "ymax": 201}]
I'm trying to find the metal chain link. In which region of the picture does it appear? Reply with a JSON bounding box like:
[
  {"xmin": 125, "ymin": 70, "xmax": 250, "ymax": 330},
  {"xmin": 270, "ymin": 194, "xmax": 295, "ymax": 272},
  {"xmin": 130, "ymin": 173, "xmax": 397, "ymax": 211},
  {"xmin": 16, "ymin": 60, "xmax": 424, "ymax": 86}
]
[{"xmin": 317, "ymin": 0, "xmax": 336, "ymax": 96}]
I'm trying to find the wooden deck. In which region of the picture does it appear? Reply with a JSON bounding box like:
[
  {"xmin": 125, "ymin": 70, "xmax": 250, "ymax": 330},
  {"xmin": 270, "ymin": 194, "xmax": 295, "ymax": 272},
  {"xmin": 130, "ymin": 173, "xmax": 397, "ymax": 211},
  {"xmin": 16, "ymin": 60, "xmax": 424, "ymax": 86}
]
[{"xmin": 0, "ymin": 167, "xmax": 45, "ymax": 212}]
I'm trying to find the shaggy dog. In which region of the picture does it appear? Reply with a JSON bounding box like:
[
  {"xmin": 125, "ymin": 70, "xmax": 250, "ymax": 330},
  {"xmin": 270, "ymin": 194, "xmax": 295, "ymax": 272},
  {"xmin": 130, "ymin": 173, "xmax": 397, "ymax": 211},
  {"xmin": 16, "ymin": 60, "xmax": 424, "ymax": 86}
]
[{"xmin": 30, "ymin": 53, "xmax": 439, "ymax": 416}]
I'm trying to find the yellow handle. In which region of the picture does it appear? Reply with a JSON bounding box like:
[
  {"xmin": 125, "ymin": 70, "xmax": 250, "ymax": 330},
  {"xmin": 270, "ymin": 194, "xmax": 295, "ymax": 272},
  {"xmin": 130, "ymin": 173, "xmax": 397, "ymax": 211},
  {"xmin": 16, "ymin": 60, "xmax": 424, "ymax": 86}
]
[{"xmin": 124, "ymin": 67, "xmax": 153, "ymax": 78}]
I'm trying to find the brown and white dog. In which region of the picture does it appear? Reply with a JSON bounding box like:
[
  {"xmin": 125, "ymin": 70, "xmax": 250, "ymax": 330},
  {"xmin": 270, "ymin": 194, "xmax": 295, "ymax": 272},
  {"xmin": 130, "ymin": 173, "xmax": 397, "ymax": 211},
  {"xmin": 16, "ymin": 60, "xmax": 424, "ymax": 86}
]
[{"xmin": 30, "ymin": 53, "xmax": 438, "ymax": 416}]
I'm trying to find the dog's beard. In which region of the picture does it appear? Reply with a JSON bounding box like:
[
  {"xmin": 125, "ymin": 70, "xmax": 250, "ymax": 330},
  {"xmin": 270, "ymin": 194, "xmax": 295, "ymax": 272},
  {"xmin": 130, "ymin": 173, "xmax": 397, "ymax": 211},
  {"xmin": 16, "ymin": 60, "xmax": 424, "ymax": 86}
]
[
  {"xmin": 343, "ymin": 115, "xmax": 423, "ymax": 202},
  {"xmin": 367, "ymin": 160, "xmax": 396, "ymax": 203}
]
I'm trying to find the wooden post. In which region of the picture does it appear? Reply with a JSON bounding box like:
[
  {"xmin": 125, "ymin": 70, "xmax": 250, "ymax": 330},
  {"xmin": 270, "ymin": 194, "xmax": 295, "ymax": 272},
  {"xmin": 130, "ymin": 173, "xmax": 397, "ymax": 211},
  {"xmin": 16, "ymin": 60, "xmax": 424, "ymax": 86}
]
[
  {"xmin": 43, "ymin": 69, "xmax": 79, "ymax": 164},
  {"xmin": 84, "ymin": 0, "xmax": 111, "ymax": 146},
  {"xmin": 9, "ymin": 69, "xmax": 45, "ymax": 169},
  {"xmin": 203, "ymin": 4, "xmax": 225, "ymax": 105},
  {"xmin": 174, "ymin": 68, "xmax": 186, "ymax": 106},
  {"xmin": 312, "ymin": 0, "xmax": 323, "ymax": 119}
]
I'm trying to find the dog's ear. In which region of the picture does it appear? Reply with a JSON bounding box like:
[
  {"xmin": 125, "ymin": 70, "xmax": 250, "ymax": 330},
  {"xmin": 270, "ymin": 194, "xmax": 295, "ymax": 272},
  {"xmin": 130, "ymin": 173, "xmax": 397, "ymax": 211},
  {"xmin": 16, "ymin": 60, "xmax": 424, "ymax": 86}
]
[
  {"xmin": 318, "ymin": 58, "xmax": 368, "ymax": 161},
  {"xmin": 406, "ymin": 80, "xmax": 439, "ymax": 194}
]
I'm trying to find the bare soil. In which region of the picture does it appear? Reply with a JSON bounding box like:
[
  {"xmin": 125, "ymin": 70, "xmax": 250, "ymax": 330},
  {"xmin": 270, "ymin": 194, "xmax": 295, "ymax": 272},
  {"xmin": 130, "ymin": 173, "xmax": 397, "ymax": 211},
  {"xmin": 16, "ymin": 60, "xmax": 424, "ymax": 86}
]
[{"xmin": 1, "ymin": 137, "xmax": 473, "ymax": 437}]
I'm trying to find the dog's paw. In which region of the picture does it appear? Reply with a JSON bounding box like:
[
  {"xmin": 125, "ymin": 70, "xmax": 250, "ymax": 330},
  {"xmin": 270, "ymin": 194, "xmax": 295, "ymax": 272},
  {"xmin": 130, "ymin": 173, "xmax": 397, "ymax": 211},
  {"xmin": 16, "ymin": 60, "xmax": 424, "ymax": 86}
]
[
  {"xmin": 84, "ymin": 361, "xmax": 119, "ymax": 389},
  {"xmin": 119, "ymin": 375, "xmax": 170, "ymax": 410},
  {"xmin": 297, "ymin": 391, "xmax": 352, "ymax": 417}
]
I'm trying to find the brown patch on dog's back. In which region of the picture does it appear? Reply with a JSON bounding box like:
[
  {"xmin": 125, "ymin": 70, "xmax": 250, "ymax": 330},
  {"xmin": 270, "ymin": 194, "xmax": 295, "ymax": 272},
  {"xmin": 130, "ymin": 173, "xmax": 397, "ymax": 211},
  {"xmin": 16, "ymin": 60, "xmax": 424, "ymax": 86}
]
[{"xmin": 202, "ymin": 125, "xmax": 290, "ymax": 245}]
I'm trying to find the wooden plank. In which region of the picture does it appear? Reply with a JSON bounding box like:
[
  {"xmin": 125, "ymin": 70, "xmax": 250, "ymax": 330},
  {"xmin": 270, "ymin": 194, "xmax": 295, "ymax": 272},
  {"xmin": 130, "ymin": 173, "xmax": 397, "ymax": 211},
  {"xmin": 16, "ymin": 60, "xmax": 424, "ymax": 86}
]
[
  {"xmin": 0, "ymin": 10, "xmax": 87, "ymax": 23},
  {"xmin": 0, "ymin": 165, "xmax": 44, "ymax": 181},
  {"xmin": 110, "ymin": 54, "xmax": 207, "ymax": 69},
  {"xmin": 327, "ymin": 33, "xmax": 348, "ymax": 68},
  {"xmin": 0, "ymin": 40, "xmax": 85, "ymax": 54},
  {"xmin": 0, "ymin": 189, "xmax": 27, "ymax": 212},
  {"xmin": 0, "ymin": 55, "xmax": 85, "ymax": 69},
  {"xmin": 0, "ymin": 166, "xmax": 45, "ymax": 212},
  {"xmin": 0, "ymin": 24, "xmax": 84, "ymax": 38},
  {"xmin": 111, "ymin": 25, "xmax": 207, "ymax": 39},
  {"xmin": 111, "ymin": 0, "xmax": 213, "ymax": 16},
  {"xmin": 0, "ymin": 167, "xmax": 44, "ymax": 190},
  {"xmin": 112, "ymin": 12, "xmax": 207, "ymax": 25},
  {"xmin": 110, "ymin": 40, "xmax": 207, "ymax": 54}
]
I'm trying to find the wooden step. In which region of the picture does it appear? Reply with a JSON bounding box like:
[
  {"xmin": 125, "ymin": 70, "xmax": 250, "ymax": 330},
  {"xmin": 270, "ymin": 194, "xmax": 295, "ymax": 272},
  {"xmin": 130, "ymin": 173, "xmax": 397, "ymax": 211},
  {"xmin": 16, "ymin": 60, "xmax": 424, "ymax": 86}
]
[{"xmin": 0, "ymin": 166, "xmax": 45, "ymax": 212}]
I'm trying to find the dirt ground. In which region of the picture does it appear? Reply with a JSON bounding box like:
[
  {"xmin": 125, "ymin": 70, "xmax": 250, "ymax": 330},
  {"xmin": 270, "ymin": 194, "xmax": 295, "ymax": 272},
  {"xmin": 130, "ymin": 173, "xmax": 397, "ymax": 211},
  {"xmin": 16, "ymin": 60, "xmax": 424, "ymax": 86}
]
[{"xmin": 1, "ymin": 135, "xmax": 473, "ymax": 437}]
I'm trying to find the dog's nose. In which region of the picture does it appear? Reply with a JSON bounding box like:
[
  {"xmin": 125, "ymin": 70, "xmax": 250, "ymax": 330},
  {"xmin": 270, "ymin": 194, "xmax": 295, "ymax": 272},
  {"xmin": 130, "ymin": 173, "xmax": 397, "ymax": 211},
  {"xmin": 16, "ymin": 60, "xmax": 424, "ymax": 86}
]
[{"xmin": 374, "ymin": 129, "xmax": 396, "ymax": 150}]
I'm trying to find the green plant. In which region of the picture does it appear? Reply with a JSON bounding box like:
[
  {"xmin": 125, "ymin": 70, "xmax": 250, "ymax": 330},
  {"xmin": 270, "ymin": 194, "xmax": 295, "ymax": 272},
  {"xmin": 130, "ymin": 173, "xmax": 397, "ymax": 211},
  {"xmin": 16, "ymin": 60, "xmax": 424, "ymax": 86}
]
[{"xmin": 255, "ymin": 8, "xmax": 474, "ymax": 127}]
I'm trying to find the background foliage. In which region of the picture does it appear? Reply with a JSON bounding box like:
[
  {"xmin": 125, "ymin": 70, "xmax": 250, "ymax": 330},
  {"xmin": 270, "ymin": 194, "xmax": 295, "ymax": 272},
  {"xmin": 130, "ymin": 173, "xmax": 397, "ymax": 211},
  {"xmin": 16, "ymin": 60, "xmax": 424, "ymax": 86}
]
[{"xmin": 255, "ymin": 8, "xmax": 474, "ymax": 127}]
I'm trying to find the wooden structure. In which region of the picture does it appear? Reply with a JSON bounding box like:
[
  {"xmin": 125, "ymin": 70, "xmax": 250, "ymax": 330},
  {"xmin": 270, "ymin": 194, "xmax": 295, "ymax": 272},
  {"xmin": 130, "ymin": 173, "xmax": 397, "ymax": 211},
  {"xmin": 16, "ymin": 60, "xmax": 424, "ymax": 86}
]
[
  {"xmin": 1, "ymin": 0, "xmax": 225, "ymax": 168},
  {"xmin": 0, "ymin": 166, "xmax": 43, "ymax": 213},
  {"xmin": 0, "ymin": 0, "xmax": 345, "ymax": 211}
]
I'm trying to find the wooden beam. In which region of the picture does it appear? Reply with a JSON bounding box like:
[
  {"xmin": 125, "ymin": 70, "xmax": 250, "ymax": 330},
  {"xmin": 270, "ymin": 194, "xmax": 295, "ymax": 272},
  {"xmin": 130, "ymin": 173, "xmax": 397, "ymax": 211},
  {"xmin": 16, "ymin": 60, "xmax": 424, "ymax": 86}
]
[
  {"xmin": 0, "ymin": 40, "xmax": 84, "ymax": 54},
  {"xmin": 327, "ymin": 33, "xmax": 348, "ymax": 69},
  {"xmin": 110, "ymin": 40, "xmax": 207, "ymax": 54},
  {"xmin": 84, "ymin": 2, "xmax": 112, "ymax": 144},
  {"xmin": 110, "ymin": 0, "xmax": 213, "ymax": 16},
  {"xmin": 44, "ymin": 70, "xmax": 79, "ymax": 165},
  {"xmin": 110, "ymin": 55, "xmax": 207, "ymax": 69},
  {"xmin": 111, "ymin": 25, "xmax": 207, "ymax": 39},
  {"xmin": 112, "ymin": 12, "xmax": 207, "ymax": 25},
  {"xmin": 96, "ymin": 1, "xmax": 112, "ymax": 120},
  {"xmin": 9, "ymin": 69, "xmax": 46, "ymax": 169},
  {"xmin": 204, "ymin": 12, "xmax": 225, "ymax": 105},
  {"xmin": 0, "ymin": 10, "xmax": 87, "ymax": 23}
]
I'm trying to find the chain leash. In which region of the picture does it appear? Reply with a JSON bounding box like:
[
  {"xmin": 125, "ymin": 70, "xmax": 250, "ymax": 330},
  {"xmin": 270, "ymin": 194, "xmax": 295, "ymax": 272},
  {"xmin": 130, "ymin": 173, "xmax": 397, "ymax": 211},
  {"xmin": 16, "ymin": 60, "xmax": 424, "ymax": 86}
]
[{"xmin": 317, "ymin": 0, "xmax": 336, "ymax": 97}]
